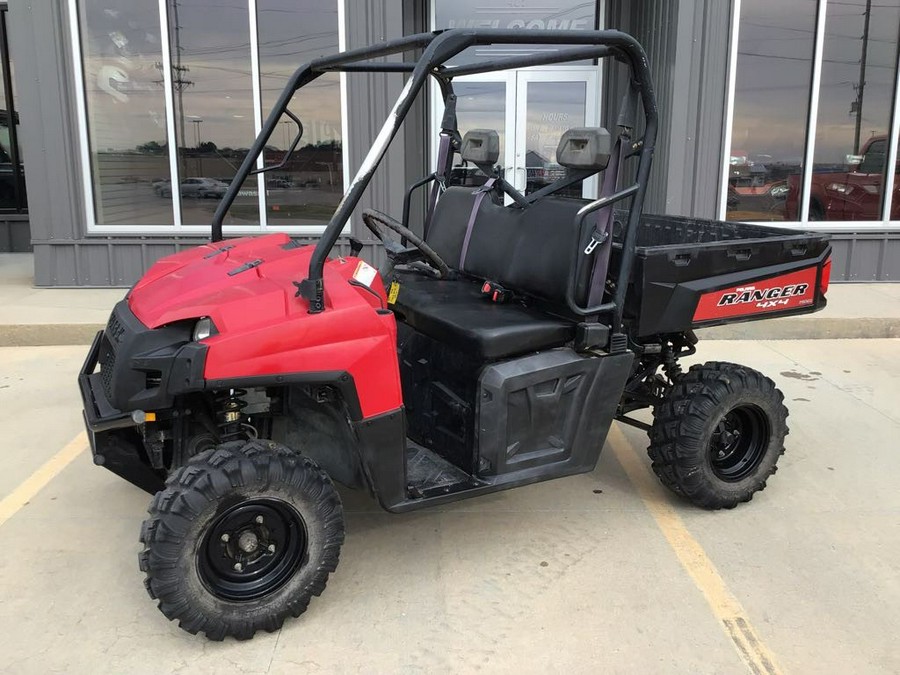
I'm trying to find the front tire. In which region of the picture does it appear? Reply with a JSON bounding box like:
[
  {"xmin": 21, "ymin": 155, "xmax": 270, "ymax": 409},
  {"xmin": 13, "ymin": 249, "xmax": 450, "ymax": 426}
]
[
  {"xmin": 648, "ymin": 363, "xmax": 789, "ymax": 509},
  {"xmin": 139, "ymin": 440, "xmax": 344, "ymax": 640}
]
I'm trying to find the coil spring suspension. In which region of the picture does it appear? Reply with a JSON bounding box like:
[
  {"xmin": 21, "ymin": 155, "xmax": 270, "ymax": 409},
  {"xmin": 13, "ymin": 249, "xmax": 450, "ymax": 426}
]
[
  {"xmin": 662, "ymin": 346, "xmax": 682, "ymax": 383},
  {"xmin": 215, "ymin": 389, "xmax": 249, "ymax": 441}
]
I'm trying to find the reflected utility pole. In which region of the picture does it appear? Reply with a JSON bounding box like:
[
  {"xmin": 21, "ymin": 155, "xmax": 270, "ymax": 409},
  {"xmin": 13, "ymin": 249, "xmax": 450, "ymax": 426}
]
[
  {"xmin": 192, "ymin": 118, "xmax": 203, "ymax": 175},
  {"xmin": 853, "ymin": 0, "xmax": 872, "ymax": 155}
]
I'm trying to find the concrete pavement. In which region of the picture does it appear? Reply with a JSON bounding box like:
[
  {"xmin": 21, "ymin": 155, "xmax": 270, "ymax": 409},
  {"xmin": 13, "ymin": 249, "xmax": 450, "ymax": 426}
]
[
  {"xmin": 0, "ymin": 339, "xmax": 898, "ymax": 673},
  {"xmin": 1, "ymin": 253, "xmax": 898, "ymax": 346}
]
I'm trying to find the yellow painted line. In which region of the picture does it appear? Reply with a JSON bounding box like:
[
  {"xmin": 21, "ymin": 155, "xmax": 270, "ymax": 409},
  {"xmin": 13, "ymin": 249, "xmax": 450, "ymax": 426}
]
[
  {"xmin": 0, "ymin": 432, "xmax": 86, "ymax": 528},
  {"xmin": 608, "ymin": 424, "xmax": 783, "ymax": 675}
]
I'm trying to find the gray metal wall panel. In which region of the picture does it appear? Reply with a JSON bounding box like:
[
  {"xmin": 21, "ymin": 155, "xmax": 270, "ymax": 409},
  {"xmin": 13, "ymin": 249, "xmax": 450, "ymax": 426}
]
[
  {"xmin": 343, "ymin": 0, "xmax": 410, "ymax": 267},
  {"xmin": 7, "ymin": 2, "xmax": 86, "ymax": 257},
  {"xmin": 829, "ymin": 234, "xmax": 900, "ymax": 282},
  {"xmin": 0, "ymin": 216, "xmax": 31, "ymax": 252},
  {"xmin": 78, "ymin": 244, "xmax": 112, "ymax": 286}
]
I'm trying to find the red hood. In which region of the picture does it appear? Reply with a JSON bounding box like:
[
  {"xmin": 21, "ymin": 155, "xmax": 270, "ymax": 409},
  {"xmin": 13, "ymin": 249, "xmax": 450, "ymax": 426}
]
[{"xmin": 129, "ymin": 234, "xmax": 323, "ymax": 332}]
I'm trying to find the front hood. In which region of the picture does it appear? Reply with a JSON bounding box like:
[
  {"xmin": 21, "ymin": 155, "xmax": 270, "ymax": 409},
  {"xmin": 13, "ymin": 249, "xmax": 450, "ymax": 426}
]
[{"xmin": 128, "ymin": 234, "xmax": 314, "ymax": 332}]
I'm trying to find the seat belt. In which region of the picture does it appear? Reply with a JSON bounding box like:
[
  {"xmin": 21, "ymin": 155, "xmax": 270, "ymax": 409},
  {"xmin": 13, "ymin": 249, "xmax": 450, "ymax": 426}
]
[
  {"xmin": 459, "ymin": 178, "xmax": 496, "ymax": 270},
  {"xmin": 586, "ymin": 136, "xmax": 627, "ymax": 307},
  {"xmin": 425, "ymin": 93, "xmax": 460, "ymax": 240}
]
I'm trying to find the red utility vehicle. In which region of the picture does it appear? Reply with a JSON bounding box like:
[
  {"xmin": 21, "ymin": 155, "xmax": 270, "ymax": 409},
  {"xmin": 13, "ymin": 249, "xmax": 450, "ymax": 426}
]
[{"xmin": 79, "ymin": 29, "xmax": 831, "ymax": 640}]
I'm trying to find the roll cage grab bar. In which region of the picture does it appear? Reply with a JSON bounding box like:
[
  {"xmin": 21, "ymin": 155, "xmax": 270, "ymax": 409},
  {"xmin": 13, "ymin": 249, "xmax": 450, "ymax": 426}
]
[{"xmin": 211, "ymin": 28, "xmax": 658, "ymax": 334}]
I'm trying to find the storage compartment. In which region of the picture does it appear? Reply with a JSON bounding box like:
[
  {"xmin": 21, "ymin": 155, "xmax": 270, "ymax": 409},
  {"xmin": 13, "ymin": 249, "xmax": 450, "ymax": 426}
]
[
  {"xmin": 610, "ymin": 211, "xmax": 831, "ymax": 336},
  {"xmin": 477, "ymin": 348, "xmax": 632, "ymax": 479}
]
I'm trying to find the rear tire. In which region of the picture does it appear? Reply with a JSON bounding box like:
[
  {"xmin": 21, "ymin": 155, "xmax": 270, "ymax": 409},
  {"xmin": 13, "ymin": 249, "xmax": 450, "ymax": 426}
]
[
  {"xmin": 139, "ymin": 439, "xmax": 344, "ymax": 640},
  {"xmin": 648, "ymin": 363, "xmax": 788, "ymax": 509}
]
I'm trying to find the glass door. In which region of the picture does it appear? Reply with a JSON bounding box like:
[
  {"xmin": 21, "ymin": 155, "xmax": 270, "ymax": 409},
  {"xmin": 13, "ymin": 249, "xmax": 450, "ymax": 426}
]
[
  {"xmin": 437, "ymin": 69, "xmax": 600, "ymax": 200},
  {"xmin": 515, "ymin": 70, "xmax": 600, "ymax": 199}
]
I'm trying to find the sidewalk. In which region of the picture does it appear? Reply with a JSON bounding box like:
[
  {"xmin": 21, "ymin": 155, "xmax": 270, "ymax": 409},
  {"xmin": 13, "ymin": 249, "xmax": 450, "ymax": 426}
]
[{"xmin": 1, "ymin": 253, "xmax": 898, "ymax": 346}]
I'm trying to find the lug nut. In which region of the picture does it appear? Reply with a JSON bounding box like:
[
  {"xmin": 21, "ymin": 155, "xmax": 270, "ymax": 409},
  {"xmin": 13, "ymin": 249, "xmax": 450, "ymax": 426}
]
[
  {"xmin": 233, "ymin": 562, "xmax": 243, "ymax": 572},
  {"xmin": 221, "ymin": 533, "xmax": 230, "ymax": 543},
  {"xmin": 255, "ymin": 515, "xmax": 264, "ymax": 524},
  {"xmin": 267, "ymin": 544, "xmax": 276, "ymax": 553}
]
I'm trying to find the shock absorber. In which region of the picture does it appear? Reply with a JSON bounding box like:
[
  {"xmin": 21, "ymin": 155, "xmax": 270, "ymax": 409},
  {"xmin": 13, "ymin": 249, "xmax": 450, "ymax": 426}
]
[
  {"xmin": 662, "ymin": 344, "xmax": 683, "ymax": 383},
  {"xmin": 215, "ymin": 389, "xmax": 249, "ymax": 442}
]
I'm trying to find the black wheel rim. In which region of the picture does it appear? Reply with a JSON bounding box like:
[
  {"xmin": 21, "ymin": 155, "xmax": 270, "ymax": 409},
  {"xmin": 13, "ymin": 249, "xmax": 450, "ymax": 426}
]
[
  {"xmin": 198, "ymin": 498, "xmax": 307, "ymax": 601},
  {"xmin": 709, "ymin": 404, "xmax": 770, "ymax": 482}
]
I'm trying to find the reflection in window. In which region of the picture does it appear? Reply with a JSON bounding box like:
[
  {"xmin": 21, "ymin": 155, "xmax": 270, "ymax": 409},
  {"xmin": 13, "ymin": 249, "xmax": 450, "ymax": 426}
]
[
  {"xmin": 77, "ymin": 0, "xmax": 173, "ymax": 225},
  {"xmin": 727, "ymin": 0, "xmax": 817, "ymax": 222},
  {"xmin": 1, "ymin": 8, "xmax": 26, "ymax": 213},
  {"xmin": 449, "ymin": 82, "xmax": 507, "ymax": 188},
  {"xmin": 524, "ymin": 81, "xmax": 585, "ymax": 196},
  {"xmin": 258, "ymin": 1, "xmax": 342, "ymax": 226},
  {"xmin": 434, "ymin": 0, "xmax": 596, "ymax": 66},
  {"xmin": 810, "ymin": 0, "xmax": 900, "ymax": 222},
  {"xmin": 166, "ymin": 0, "xmax": 257, "ymax": 226}
]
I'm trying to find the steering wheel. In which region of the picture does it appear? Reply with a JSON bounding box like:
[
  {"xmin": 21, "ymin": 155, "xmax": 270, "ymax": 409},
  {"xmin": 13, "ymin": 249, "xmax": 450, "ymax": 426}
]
[{"xmin": 362, "ymin": 208, "xmax": 451, "ymax": 279}]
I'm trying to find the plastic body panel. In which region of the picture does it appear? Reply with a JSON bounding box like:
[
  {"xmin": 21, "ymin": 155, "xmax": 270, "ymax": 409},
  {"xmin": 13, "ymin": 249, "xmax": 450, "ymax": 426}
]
[
  {"xmin": 382, "ymin": 342, "xmax": 634, "ymax": 513},
  {"xmin": 127, "ymin": 235, "xmax": 403, "ymax": 419},
  {"xmin": 610, "ymin": 212, "xmax": 832, "ymax": 336},
  {"xmin": 478, "ymin": 349, "xmax": 607, "ymax": 476}
]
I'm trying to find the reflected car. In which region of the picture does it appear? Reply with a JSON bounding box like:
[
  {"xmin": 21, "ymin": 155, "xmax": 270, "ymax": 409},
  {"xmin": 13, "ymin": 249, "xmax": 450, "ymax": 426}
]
[
  {"xmin": 158, "ymin": 177, "xmax": 229, "ymax": 199},
  {"xmin": 785, "ymin": 136, "xmax": 900, "ymax": 221}
]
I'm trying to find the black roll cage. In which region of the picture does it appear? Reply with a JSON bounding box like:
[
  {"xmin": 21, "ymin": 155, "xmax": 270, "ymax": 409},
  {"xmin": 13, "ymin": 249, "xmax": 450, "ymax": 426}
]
[{"xmin": 211, "ymin": 28, "xmax": 658, "ymax": 335}]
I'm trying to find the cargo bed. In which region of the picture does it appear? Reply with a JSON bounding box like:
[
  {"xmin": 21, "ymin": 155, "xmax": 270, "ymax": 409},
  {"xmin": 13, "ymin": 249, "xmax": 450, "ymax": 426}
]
[{"xmin": 611, "ymin": 211, "xmax": 832, "ymax": 337}]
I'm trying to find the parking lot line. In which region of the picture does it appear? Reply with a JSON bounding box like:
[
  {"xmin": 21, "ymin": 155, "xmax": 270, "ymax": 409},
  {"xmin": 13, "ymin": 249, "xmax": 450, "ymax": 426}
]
[
  {"xmin": 0, "ymin": 431, "xmax": 86, "ymax": 528},
  {"xmin": 608, "ymin": 424, "xmax": 783, "ymax": 675}
]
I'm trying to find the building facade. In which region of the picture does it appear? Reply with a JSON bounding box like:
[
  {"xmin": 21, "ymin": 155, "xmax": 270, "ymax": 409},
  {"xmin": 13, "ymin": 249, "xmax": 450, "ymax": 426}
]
[{"xmin": 3, "ymin": 0, "xmax": 899, "ymax": 284}]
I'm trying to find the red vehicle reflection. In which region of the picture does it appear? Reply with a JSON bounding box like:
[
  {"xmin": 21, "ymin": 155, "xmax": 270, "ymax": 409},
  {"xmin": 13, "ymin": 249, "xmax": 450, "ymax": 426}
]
[{"xmin": 786, "ymin": 136, "xmax": 900, "ymax": 221}]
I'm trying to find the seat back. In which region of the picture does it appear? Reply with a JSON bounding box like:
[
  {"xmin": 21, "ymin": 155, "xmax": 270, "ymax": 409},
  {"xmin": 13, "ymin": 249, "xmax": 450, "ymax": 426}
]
[
  {"xmin": 424, "ymin": 126, "xmax": 617, "ymax": 309},
  {"xmin": 426, "ymin": 186, "xmax": 591, "ymax": 308}
]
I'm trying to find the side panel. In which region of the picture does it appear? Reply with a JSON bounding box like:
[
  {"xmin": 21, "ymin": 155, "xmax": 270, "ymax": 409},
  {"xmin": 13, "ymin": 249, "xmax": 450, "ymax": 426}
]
[
  {"xmin": 477, "ymin": 349, "xmax": 634, "ymax": 479},
  {"xmin": 634, "ymin": 245, "xmax": 832, "ymax": 335}
]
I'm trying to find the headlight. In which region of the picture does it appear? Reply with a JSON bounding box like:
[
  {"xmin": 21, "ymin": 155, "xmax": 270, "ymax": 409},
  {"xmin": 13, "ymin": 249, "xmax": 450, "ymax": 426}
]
[{"xmin": 192, "ymin": 317, "xmax": 217, "ymax": 341}]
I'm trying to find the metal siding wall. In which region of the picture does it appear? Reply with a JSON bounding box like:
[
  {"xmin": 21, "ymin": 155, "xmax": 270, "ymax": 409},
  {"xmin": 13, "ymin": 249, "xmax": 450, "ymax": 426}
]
[
  {"xmin": 10, "ymin": 0, "xmax": 900, "ymax": 285},
  {"xmin": 343, "ymin": 0, "xmax": 413, "ymax": 270},
  {"xmin": 7, "ymin": 2, "xmax": 88, "ymax": 285},
  {"xmin": 829, "ymin": 235, "xmax": 900, "ymax": 282},
  {"xmin": 0, "ymin": 216, "xmax": 31, "ymax": 252}
]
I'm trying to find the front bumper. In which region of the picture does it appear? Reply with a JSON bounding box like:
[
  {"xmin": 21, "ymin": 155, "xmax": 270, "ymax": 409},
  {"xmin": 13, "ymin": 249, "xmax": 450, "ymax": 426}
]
[
  {"xmin": 79, "ymin": 297, "xmax": 208, "ymax": 494},
  {"xmin": 79, "ymin": 330, "xmax": 167, "ymax": 494}
]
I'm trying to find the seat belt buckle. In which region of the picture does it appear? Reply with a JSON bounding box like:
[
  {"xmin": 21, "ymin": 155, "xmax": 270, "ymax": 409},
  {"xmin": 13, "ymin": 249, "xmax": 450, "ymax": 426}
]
[
  {"xmin": 480, "ymin": 280, "xmax": 511, "ymax": 303},
  {"xmin": 584, "ymin": 228, "xmax": 609, "ymax": 255}
]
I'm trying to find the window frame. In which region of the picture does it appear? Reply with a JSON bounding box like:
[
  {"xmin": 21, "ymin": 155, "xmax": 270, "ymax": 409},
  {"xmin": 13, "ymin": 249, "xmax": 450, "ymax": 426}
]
[
  {"xmin": 719, "ymin": 0, "xmax": 900, "ymax": 233},
  {"xmin": 68, "ymin": 0, "xmax": 350, "ymax": 236}
]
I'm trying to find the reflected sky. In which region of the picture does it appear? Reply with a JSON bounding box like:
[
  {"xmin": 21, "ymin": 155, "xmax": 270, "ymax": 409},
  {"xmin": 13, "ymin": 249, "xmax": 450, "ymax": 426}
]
[
  {"xmin": 79, "ymin": 0, "xmax": 341, "ymax": 151},
  {"xmin": 733, "ymin": 0, "xmax": 900, "ymax": 166},
  {"xmin": 732, "ymin": 0, "xmax": 818, "ymax": 164},
  {"xmin": 815, "ymin": 0, "xmax": 900, "ymax": 164}
]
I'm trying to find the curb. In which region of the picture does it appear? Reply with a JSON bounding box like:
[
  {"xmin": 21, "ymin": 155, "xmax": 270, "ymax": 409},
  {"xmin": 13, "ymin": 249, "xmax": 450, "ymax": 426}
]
[
  {"xmin": 0, "ymin": 324, "xmax": 103, "ymax": 347},
  {"xmin": 1, "ymin": 318, "xmax": 898, "ymax": 347},
  {"xmin": 696, "ymin": 317, "xmax": 900, "ymax": 340}
]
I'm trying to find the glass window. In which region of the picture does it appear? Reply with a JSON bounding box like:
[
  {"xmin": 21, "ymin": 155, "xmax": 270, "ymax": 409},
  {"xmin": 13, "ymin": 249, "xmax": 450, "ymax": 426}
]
[
  {"xmin": 434, "ymin": 0, "xmax": 597, "ymax": 65},
  {"xmin": 810, "ymin": 0, "xmax": 900, "ymax": 222},
  {"xmin": 77, "ymin": 0, "xmax": 174, "ymax": 225},
  {"xmin": 258, "ymin": 1, "xmax": 342, "ymax": 226},
  {"xmin": 1, "ymin": 8, "xmax": 25, "ymax": 213},
  {"xmin": 166, "ymin": 0, "xmax": 257, "ymax": 226},
  {"xmin": 727, "ymin": 0, "xmax": 818, "ymax": 222},
  {"xmin": 449, "ymin": 81, "xmax": 508, "ymax": 188}
]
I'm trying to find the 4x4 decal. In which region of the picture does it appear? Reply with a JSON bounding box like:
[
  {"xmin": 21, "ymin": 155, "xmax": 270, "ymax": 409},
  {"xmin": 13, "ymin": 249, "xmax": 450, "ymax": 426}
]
[{"xmin": 694, "ymin": 267, "xmax": 818, "ymax": 322}]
